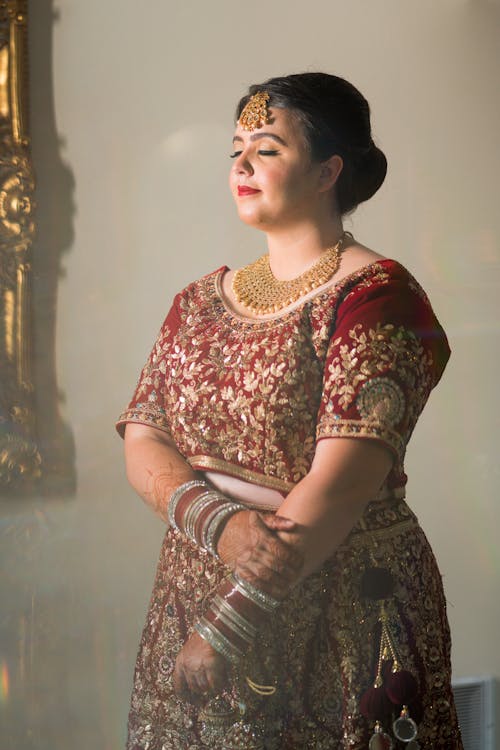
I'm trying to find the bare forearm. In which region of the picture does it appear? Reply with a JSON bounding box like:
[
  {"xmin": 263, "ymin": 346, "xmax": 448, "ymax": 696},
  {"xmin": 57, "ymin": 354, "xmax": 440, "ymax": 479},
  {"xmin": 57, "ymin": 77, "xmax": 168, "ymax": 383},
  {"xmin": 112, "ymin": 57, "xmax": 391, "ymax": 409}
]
[
  {"xmin": 274, "ymin": 475, "xmax": 372, "ymax": 582},
  {"xmin": 263, "ymin": 439, "xmax": 393, "ymax": 586},
  {"xmin": 124, "ymin": 424, "xmax": 197, "ymax": 521}
]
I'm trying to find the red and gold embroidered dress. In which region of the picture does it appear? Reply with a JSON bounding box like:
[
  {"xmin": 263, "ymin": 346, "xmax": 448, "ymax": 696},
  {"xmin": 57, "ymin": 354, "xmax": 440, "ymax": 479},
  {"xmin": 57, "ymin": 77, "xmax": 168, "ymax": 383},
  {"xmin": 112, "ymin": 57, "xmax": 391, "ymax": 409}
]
[{"xmin": 117, "ymin": 259, "xmax": 462, "ymax": 749}]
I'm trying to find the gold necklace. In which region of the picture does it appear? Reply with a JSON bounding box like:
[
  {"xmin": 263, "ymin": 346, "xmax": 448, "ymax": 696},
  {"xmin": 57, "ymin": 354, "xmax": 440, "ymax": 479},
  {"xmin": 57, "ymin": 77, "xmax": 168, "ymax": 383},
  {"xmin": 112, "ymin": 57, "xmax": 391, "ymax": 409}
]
[{"xmin": 232, "ymin": 232, "xmax": 351, "ymax": 315}]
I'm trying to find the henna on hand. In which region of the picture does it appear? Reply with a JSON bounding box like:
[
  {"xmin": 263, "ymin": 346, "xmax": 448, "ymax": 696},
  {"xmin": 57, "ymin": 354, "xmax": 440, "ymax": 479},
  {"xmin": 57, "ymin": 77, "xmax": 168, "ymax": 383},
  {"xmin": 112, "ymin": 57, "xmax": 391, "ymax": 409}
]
[
  {"xmin": 172, "ymin": 632, "xmax": 229, "ymax": 705},
  {"xmin": 217, "ymin": 509, "xmax": 304, "ymax": 600},
  {"xmin": 145, "ymin": 462, "xmax": 198, "ymax": 521}
]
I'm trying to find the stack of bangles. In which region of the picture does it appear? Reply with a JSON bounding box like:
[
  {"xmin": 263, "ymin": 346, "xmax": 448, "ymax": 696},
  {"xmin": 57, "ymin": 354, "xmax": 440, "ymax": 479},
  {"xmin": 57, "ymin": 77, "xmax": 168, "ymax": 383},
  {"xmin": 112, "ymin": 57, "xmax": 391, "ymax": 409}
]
[
  {"xmin": 168, "ymin": 479, "xmax": 280, "ymax": 663},
  {"xmin": 168, "ymin": 479, "xmax": 247, "ymax": 559},
  {"xmin": 195, "ymin": 572, "xmax": 279, "ymax": 664}
]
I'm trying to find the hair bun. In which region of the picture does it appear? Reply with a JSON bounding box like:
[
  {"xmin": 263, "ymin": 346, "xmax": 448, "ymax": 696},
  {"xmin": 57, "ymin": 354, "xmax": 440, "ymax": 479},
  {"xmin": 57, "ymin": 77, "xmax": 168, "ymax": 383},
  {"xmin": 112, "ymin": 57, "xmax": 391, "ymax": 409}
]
[{"xmin": 350, "ymin": 142, "xmax": 387, "ymax": 209}]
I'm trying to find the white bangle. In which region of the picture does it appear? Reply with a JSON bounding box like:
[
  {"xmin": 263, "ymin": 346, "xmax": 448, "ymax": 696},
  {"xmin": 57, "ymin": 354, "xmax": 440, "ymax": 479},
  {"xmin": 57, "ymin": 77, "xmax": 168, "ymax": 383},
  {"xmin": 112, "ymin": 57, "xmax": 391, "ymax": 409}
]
[
  {"xmin": 204, "ymin": 502, "xmax": 246, "ymax": 558},
  {"xmin": 167, "ymin": 479, "xmax": 209, "ymax": 530},
  {"xmin": 231, "ymin": 572, "xmax": 280, "ymax": 613}
]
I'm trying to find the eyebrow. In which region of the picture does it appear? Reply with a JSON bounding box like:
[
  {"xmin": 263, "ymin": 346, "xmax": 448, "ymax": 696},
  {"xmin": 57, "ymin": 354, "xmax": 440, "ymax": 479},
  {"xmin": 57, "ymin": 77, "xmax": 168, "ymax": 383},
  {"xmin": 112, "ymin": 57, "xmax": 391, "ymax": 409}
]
[{"xmin": 232, "ymin": 132, "xmax": 288, "ymax": 147}]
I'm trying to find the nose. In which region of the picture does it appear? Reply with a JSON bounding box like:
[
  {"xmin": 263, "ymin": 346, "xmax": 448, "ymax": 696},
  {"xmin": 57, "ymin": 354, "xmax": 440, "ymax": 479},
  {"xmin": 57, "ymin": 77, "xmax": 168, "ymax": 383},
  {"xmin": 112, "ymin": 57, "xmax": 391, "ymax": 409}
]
[{"xmin": 232, "ymin": 150, "xmax": 254, "ymax": 176}]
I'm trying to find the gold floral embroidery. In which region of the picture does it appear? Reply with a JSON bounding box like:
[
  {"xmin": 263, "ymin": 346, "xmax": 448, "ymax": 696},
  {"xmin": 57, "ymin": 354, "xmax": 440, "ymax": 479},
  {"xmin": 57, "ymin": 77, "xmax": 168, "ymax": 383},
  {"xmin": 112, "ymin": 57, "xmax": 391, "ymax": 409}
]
[
  {"xmin": 341, "ymin": 262, "xmax": 391, "ymax": 301},
  {"xmin": 318, "ymin": 321, "xmax": 435, "ymax": 462},
  {"xmin": 356, "ymin": 376, "xmax": 405, "ymax": 426},
  {"xmin": 117, "ymin": 404, "xmax": 171, "ymax": 437},
  {"xmin": 117, "ymin": 260, "xmax": 445, "ymax": 495}
]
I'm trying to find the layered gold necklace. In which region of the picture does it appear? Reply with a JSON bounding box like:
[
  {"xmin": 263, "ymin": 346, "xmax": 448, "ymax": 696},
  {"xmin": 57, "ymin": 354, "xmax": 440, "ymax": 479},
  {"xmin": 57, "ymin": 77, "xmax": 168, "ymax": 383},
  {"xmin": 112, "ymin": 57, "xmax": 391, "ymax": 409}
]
[{"xmin": 232, "ymin": 232, "xmax": 351, "ymax": 315}]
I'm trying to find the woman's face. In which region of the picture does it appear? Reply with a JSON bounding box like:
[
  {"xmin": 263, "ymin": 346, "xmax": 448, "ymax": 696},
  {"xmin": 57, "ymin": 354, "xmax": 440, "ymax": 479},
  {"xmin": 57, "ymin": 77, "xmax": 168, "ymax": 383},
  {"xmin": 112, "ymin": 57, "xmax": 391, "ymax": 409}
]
[{"xmin": 229, "ymin": 107, "xmax": 328, "ymax": 231}]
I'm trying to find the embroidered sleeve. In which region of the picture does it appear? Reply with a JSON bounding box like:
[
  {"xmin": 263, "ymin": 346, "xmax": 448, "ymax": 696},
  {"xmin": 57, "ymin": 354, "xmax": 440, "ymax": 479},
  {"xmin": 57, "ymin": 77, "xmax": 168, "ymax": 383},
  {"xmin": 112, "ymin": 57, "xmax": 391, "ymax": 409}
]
[
  {"xmin": 116, "ymin": 295, "xmax": 182, "ymax": 438},
  {"xmin": 316, "ymin": 274, "xmax": 451, "ymax": 462}
]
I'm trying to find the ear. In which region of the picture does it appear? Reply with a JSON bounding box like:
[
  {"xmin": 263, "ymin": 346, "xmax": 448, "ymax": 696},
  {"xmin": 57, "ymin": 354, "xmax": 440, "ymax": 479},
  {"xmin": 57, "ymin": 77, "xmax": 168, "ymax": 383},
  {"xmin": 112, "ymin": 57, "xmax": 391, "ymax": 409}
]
[{"xmin": 318, "ymin": 154, "xmax": 343, "ymax": 192}]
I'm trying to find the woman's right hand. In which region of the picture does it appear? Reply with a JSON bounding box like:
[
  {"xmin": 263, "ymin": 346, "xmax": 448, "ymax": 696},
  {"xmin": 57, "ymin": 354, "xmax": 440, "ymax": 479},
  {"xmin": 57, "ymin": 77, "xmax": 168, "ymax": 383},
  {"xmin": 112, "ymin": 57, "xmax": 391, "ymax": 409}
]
[{"xmin": 217, "ymin": 510, "xmax": 303, "ymax": 600}]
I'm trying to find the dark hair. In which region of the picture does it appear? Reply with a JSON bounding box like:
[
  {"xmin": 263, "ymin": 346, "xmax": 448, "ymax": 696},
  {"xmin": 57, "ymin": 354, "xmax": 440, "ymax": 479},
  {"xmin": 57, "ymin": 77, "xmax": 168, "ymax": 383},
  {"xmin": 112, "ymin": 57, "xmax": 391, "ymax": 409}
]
[{"xmin": 236, "ymin": 72, "xmax": 387, "ymax": 215}]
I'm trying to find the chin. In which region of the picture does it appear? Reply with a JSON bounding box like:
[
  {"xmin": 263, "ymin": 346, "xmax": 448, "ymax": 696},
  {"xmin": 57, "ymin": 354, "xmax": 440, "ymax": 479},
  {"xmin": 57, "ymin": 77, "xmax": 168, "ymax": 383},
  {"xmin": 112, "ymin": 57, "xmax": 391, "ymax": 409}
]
[
  {"xmin": 236, "ymin": 205, "xmax": 276, "ymax": 230},
  {"xmin": 237, "ymin": 209, "xmax": 264, "ymax": 228}
]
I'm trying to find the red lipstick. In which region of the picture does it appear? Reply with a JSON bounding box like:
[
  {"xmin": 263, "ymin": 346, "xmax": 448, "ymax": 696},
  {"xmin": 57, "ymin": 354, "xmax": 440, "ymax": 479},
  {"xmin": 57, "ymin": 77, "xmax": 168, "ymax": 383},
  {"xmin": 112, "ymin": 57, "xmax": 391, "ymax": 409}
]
[{"xmin": 237, "ymin": 186, "xmax": 261, "ymax": 196}]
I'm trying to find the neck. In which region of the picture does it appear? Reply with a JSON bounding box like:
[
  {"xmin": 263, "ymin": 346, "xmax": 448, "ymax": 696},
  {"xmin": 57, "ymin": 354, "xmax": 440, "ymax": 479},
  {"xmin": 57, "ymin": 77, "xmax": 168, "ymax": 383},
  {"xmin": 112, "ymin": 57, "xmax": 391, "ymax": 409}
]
[{"xmin": 265, "ymin": 216, "xmax": 344, "ymax": 281}]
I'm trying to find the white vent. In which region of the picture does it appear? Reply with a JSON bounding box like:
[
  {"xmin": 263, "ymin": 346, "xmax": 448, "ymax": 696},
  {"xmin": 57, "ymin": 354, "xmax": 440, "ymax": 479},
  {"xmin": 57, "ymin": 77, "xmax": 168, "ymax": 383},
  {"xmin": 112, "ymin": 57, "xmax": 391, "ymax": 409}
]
[{"xmin": 452, "ymin": 676, "xmax": 497, "ymax": 750}]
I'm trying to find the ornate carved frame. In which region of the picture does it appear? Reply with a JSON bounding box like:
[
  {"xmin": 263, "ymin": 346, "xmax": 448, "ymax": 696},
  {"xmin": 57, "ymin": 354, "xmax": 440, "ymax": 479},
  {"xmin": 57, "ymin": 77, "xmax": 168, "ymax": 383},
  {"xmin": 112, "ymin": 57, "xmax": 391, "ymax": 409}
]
[{"xmin": 0, "ymin": 1, "xmax": 41, "ymax": 491}]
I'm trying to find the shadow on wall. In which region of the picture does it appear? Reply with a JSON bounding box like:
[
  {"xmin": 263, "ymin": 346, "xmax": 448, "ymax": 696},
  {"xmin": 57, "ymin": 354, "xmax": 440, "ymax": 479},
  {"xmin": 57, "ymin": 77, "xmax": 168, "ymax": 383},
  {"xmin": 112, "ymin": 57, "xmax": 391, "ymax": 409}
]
[{"xmin": 29, "ymin": 0, "xmax": 76, "ymax": 497}]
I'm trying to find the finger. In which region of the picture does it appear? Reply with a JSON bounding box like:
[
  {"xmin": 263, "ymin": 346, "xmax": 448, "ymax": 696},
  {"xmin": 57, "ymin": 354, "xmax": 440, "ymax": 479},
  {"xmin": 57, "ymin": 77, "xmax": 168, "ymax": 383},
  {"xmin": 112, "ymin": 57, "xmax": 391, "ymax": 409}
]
[
  {"xmin": 238, "ymin": 542, "xmax": 304, "ymax": 587},
  {"xmin": 172, "ymin": 662, "xmax": 190, "ymax": 702},
  {"xmin": 194, "ymin": 671, "xmax": 210, "ymax": 695},
  {"xmin": 248, "ymin": 515, "xmax": 303, "ymax": 568},
  {"xmin": 248, "ymin": 537, "xmax": 304, "ymax": 575},
  {"xmin": 173, "ymin": 652, "xmax": 201, "ymax": 701},
  {"xmin": 267, "ymin": 540, "xmax": 304, "ymax": 572},
  {"xmin": 261, "ymin": 514, "xmax": 298, "ymax": 531},
  {"xmin": 247, "ymin": 510, "xmax": 269, "ymax": 540},
  {"xmin": 183, "ymin": 677, "xmax": 204, "ymax": 706},
  {"xmin": 206, "ymin": 662, "xmax": 228, "ymax": 694}
]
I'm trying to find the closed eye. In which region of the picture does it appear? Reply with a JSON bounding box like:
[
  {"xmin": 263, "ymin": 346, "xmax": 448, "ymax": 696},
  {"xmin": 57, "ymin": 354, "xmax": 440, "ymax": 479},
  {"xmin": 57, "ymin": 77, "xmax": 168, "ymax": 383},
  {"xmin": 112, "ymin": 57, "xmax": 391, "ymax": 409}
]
[{"xmin": 229, "ymin": 149, "xmax": 279, "ymax": 158}]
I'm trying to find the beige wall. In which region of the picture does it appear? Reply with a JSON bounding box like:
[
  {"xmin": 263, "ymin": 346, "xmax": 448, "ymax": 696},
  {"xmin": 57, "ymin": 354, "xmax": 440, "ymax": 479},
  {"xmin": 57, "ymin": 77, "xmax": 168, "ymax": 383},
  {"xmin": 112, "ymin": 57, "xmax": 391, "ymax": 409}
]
[{"xmin": 1, "ymin": 1, "xmax": 499, "ymax": 747}]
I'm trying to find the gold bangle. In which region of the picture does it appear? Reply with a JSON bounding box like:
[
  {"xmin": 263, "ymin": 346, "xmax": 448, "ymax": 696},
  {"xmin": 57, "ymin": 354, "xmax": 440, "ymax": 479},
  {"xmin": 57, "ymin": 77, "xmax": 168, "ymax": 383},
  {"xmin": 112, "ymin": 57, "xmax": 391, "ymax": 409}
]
[{"xmin": 245, "ymin": 676, "xmax": 277, "ymax": 696}]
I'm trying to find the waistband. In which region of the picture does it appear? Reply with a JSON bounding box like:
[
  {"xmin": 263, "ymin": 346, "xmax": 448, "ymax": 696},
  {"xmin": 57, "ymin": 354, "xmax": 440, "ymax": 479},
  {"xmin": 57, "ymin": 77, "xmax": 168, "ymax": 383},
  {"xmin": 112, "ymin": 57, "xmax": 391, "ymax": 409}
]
[
  {"xmin": 241, "ymin": 488, "xmax": 407, "ymax": 513},
  {"xmin": 347, "ymin": 496, "xmax": 419, "ymax": 548},
  {"xmin": 191, "ymin": 455, "xmax": 407, "ymax": 503}
]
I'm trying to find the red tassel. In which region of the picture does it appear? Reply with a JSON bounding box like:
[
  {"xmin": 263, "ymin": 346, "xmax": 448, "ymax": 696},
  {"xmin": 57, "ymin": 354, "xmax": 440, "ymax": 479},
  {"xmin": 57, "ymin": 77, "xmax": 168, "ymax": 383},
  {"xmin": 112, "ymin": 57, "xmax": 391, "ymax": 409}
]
[
  {"xmin": 385, "ymin": 669, "xmax": 418, "ymax": 705},
  {"xmin": 359, "ymin": 685, "xmax": 392, "ymax": 720}
]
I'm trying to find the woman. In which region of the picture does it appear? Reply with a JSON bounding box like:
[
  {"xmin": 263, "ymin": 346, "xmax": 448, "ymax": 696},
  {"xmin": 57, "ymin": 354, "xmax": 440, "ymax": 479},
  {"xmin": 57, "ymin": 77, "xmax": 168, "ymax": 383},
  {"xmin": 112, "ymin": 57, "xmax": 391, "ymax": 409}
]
[{"xmin": 117, "ymin": 73, "xmax": 462, "ymax": 749}]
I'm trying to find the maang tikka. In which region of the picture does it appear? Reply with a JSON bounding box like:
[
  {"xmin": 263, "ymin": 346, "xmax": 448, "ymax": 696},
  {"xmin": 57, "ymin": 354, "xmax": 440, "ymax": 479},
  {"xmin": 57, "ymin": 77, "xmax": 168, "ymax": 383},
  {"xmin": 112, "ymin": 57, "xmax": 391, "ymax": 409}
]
[{"xmin": 238, "ymin": 91, "xmax": 271, "ymax": 131}]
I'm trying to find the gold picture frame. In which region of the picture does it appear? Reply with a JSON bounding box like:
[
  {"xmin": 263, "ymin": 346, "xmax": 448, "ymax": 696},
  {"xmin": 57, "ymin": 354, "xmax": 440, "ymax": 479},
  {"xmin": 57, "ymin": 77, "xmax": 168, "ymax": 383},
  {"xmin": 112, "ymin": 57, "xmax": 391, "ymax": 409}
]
[{"xmin": 0, "ymin": 0, "xmax": 41, "ymax": 491}]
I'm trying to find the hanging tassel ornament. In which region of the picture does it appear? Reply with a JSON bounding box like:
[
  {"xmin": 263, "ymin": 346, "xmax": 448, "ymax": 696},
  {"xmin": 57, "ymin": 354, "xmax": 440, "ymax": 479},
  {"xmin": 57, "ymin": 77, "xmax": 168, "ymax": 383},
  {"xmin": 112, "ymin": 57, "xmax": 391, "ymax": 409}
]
[
  {"xmin": 359, "ymin": 564, "xmax": 421, "ymax": 747},
  {"xmin": 368, "ymin": 721, "xmax": 394, "ymax": 750},
  {"xmin": 392, "ymin": 705, "xmax": 418, "ymax": 744},
  {"xmin": 360, "ymin": 683, "xmax": 392, "ymax": 723},
  {"xmin": 360, "ymin": 602, "xmax": 398, "ymax": 724},
  {"xmin": 385, "ymin": 668, "xmax": 418, "ymax": 706}
]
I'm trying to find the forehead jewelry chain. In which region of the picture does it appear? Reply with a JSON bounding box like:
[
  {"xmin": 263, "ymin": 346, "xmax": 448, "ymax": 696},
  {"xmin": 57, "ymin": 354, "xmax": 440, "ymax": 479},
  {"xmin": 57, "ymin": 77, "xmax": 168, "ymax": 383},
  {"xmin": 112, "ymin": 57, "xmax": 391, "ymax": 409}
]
[
  {"xmin": 238, "ymin": 91, "xmax": 271, "ymax": 131},
  {"xmin": 232, "ymin": 232, "xmax": 352, "ymax": 315}
]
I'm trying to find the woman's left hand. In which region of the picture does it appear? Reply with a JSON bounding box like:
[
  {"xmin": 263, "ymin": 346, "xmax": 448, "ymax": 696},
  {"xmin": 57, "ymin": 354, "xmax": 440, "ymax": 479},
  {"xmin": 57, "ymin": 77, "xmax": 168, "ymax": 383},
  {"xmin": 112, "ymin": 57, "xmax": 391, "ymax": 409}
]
[
  {"xmin": 218, "ymin": 510, "xmax": 303, "ymax": 599},
  {"xmin": 173, "ymin": 632, "xmax": 229, "ymax": 704}
]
